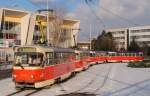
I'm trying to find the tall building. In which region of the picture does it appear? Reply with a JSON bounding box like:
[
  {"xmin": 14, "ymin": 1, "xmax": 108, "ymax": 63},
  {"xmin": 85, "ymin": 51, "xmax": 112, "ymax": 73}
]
[
  {"xmin": 105, "ymin": 25, "xmax": 150, "ymax": 51},
  {"xmin": 129, "ymin": 26, "xmax": 150, "ymax": 47},
  {"xmin": 0, "ymin": 8, "xmax": 80, "ymax": 48},
  {"xmin": 105, "ymin": 28, "xmax": 128, "ymax": 50},
  {"xmin": 0, "ymin": 8, "xmax": 80, "ymax": 62}
]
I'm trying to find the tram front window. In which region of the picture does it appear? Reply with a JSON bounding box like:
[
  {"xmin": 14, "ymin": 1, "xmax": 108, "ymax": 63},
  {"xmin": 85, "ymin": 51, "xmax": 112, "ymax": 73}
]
[{"xmin": 15, "ymin": 52, "xmax": 43, "ymax": 67}]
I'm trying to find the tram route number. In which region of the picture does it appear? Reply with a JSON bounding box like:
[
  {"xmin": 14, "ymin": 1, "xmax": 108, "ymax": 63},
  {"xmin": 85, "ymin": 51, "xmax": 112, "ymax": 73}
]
[{"xmin": 18, "ymin": 47, "xmax": 36, "ymax": 52}]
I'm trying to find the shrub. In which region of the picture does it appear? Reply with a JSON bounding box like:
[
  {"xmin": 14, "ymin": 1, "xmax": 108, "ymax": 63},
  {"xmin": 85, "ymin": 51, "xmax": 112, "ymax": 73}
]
[{"xmin": 127, "ymin": 60, "xmax": 150, "ymax": 68}]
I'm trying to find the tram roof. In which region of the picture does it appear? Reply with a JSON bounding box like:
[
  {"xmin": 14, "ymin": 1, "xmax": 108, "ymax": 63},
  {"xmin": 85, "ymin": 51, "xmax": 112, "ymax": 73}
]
[
  {"xmin": 107, "ymin": 51, "xmax": 143, "ymax": 54},
  {"xmin": 14, "ymin": 45, "xmax": 75, "ymax": 53}
]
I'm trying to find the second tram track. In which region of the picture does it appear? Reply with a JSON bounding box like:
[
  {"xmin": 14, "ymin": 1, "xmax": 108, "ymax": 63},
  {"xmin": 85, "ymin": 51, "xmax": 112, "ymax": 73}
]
[
  {"xmin": 57, "ymin": 63, "xmax": 113, "ymax": 96},
  {"xmin": 7, "ymin": 89, "xmax": 25, "ymax": 96},
  {"xmin": 6, "ymin": 88, "xmax": 43, "ymax": 96}
]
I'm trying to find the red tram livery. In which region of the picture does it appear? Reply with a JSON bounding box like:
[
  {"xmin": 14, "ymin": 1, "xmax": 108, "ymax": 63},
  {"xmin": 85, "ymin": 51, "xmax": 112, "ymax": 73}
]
[
  {"xmin": 106, "ymin": 52, "xmax": 144, "ymax": 62},
  {"xmin": 13, "ymin": 46, "xmax": 76, "ymax": 88},
  {"xmin": 74, "ymin": 50, "xmax": 90, "ymax": 72},
  {"xmin": 12, "ymin": 46, "xmax": 144, "ymax": 89}
]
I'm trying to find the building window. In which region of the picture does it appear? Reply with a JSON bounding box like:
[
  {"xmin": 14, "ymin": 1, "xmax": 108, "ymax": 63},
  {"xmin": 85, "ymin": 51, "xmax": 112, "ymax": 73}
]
[
  {"xmin": 0, "ymin": 21, "xmax": 21, "ymax": 47},
  {"xmin": 131, "ymin": 29, "xmax": 150, "ymax": 33},
  {"xmin": 130, "ymin": 35, "xmax": 150, "ymax": 39}
]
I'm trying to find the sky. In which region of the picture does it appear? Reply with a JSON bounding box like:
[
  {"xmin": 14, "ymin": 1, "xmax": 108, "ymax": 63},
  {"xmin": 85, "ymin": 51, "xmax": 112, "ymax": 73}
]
[
  {"xmin": 1, "ymin": 0, "xmax": 150, "ymax": 41},
  {"xmin": 0, "ymin": 0, "xmax": 38, "ymax": 11},
  {"xmin": 31, "ymin": 0, "xmax": 150, "ymax": 41}
]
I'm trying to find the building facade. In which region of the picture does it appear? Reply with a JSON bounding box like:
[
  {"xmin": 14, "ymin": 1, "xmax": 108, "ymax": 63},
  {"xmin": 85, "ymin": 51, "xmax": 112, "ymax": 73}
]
[
  {"xmin": 0, "ymin": 8, "xmax": 80, "ymax": 48},
  {"xmin": 77, "ymin": 41, "xmax": 90, "ymax": 50},
  {"xmin": 105, "ymin": 28, "xmax": 128, "ymax": 50},
  {"xmin": 105, "ymin": 25, "xmax": 150, "ymax": 51},
  {"xmin": 129, "ymin": 26, "xmax": 150, "ymax": 47}
]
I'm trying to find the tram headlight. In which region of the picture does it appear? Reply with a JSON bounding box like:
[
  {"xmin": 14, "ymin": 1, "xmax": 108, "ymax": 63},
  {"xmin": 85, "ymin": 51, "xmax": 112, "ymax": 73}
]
[
  {"xmin": 13, "ymin": 74, "xmax": 17, "ymax": 78},
  {"xmin": 30, "ymin": 75, "xmax": 35, "ymax": 78}
]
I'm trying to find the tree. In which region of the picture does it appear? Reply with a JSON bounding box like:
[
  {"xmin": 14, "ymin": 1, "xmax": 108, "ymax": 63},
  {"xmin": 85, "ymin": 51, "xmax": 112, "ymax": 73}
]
[
  {"xmin": 91, "ymin": 38, "xmax": 97, "ymax": 50},
  {"xmin": 140, "ymin": 42, "xmax": 150, "ymax": 56},
  {"xmin": 93, "ymin": 30, "xmax": 117, "ymax": 51},
  {"xmin": 128, "ymin": 37, "xmax": 141, "ymax": 52},
  {"xmin": 148, "ymin": 47, "xmax": 150, "ymax": 56}
]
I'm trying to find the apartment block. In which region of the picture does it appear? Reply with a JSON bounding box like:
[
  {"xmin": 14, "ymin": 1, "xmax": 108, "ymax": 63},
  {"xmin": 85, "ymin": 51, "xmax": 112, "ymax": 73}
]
[
  {"xmin": 105, "ymin": 28, "xmax": 128, "ymax": 50},
  {"xmin": 105, "ymin": 25, "xmax": 150, "ymax": 51}
]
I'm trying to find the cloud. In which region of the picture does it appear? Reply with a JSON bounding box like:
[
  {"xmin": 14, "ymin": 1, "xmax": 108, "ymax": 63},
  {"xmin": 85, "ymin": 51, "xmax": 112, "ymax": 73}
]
[
  {"xmin": 66, "ymin": 0, "xmax": 150, "ymax": 41},
  {"xmin": 97, "ymin": 0, "xmax": 149, "ymax": 19},
  {"xmin": 31, "ymin": 0, "xmax": 150, "ymax": 41}
]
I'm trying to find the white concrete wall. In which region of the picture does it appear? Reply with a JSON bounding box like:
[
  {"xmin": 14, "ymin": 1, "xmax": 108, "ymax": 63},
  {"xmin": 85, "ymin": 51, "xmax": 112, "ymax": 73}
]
[
  {"xmin": 124, "ymin": 29, "xmax": 128, "ymax": 50},
  {"xmin": 21, "ymin": 14, "xmax": 31, "ymax": 45},
  {"xmin": 129, "ymin": 26, "xmax": 150, "ymax": 47},
  {"xmin": 0, "ymin": 8, "xmax": 3, "ymax": 30},
  {"xmin": 26, "ymin": 14, "xmax": 36, "ymax": 45},
  {"xmin": 71, "ymin": 21, "xmax": 80, "ymax": 47},
  {"xmin": 58, "ymin": 21, "xmax": 80, "ymax": 48}
]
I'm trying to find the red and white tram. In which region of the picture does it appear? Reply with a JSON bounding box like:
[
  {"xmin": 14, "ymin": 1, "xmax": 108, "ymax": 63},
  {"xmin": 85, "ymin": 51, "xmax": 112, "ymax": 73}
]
[
  {"xmin": 12, "ymin": 46, "xmax": 145, "ymax": 89},
  {"xmin": 74, "ymin": 50, "xmax": 90, "ymax": 72},
  {"xmin": 12, "ymin": 46, "xmax": 76, "ymax": 88},
  {"xmin": 106, "ymin": 52, "xmax": 144, "ymax": 63}
]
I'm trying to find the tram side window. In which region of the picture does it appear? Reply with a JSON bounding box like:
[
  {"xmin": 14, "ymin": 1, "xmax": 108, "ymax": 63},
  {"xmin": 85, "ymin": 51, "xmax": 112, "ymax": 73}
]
[
  {"xmin": 54, "ymin": 53, "xmax": 60, "ymax": 64},
  {"xmin": 99, "ymin": 53, "xmax": 103, "ymax": 56},
  {"xmin": 63, "ymin": 53, "xmax": 68, "ymax": 63},
  {"xmin": 125, "ymin": 53, "xmax": 129, "ymax": 56},
  {"xmin": 15, "ymin": 52, "xmax": 43, "ymax": 66},
  {"xmin": 139, "ymin": 53, "xmax": 143, "ymax": 56},
  {"xmin": 61, "ymin": 53, "xmax": 66, "ymax": 63},
  {"xmin": 117, "ymin": 53, "xmax": 120, "ymax": 56},
  {"xmin": 75, "ymin": 53, "xmax": 80, "ymax": 60},
  {"xmin": 68, "ymin": 52, "xmax": 75, "ymax": 61},
  {"xmin": 53, "ymin": 52, "xmax": 72, "ymax": 64},
  {"xmin": 79, "ymin": 53, "xmax": 83, "ymax": 59},
  {"xmin": 29, "ymin": 54, "xmax": 43, "ymax": 65},
  {"xmin": 46, "ymin": 52, "xmax": 53, "ymax": 65}
]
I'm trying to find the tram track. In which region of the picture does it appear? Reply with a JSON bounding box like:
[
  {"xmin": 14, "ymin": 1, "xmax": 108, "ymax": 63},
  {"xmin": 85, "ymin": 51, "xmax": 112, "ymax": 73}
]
[
  {"xmin": 57, "ymin": 63, "xmax": 113, "ymax": 96},
  {"xmin": 6, "ymin": 88, "xmax": 43, "ymax": 96},
  {"xmin": 24, "ymin": 88, "xmax": 43, "ymax": 96},
  {"xmin": 92, "ymin": 63, "xmax": 112, "ymax": 93},
  {"xmin": 78, "ymin": 63, "xmax": 112, "ymax": 93},
  {"xmin": 6, "ymin": 76, "xmax": 74, "ymax": 96},
  {"xmin": 6, "ymin": 89, "xmax": 25, "ymax": 96},
  {"xmin": 7, "ymin": 63, "xmax": 112, "ymax": 96}
]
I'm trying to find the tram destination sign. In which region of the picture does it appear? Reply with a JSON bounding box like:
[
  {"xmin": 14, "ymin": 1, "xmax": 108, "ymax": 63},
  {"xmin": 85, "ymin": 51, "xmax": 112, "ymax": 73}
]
[{"xmin": 17, "ymin": 47, "xmax": 36, "ymax": 52}]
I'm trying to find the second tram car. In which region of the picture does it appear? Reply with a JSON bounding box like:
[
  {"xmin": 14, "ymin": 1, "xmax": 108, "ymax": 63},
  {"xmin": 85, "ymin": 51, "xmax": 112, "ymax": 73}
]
[
  {"xmin": 106, "ymin": 52, "xmax": 144, "ymax": 62},
  {"xmin": 74, "ymin": 50, "xmax": 90, "ymax": 72}
]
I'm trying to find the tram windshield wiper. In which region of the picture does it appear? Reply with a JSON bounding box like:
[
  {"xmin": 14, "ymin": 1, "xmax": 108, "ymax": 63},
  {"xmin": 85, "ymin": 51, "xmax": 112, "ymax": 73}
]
[{"xmin": 20, "ymin": 64, "xmax": 24, "ymax": 69}]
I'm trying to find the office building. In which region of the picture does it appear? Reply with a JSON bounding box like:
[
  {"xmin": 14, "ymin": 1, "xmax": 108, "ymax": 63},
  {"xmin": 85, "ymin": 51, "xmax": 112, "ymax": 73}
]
[{"xmin": 105, "ymin": 25, "xmax": 150, "ymax": 50}]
